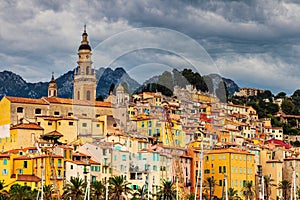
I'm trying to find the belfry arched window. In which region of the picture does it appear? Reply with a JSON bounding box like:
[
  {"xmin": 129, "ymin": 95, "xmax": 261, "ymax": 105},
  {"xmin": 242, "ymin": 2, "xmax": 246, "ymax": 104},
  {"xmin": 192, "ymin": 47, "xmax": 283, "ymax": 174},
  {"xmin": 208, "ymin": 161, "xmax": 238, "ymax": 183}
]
[{"xmin": 87, "ymin": 90, "xmax": 91, "ymax": 101}]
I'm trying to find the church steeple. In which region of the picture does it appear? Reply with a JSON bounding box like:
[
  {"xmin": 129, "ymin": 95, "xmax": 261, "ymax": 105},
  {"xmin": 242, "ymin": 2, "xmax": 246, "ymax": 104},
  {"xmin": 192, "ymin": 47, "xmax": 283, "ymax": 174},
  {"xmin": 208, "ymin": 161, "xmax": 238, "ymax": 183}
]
[
  {"xmin": 78, "ymin": 24, "xmax": 91, "ymax": 51},
  {"xmin": 48, "ymin": 73, "xmax": 58, "ymax": 97},
  {"xmin": 73, "ymin": 25, "xmax": 96, "ymax": 101}
]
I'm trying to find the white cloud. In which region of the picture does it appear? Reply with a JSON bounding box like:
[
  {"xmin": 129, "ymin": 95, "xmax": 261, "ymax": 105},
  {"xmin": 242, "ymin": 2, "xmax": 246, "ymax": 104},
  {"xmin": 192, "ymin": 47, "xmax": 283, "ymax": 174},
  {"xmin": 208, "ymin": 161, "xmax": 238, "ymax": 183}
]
[{"xmin": 0, "ymin": 0, "xmax": 299, "ymax": 94}]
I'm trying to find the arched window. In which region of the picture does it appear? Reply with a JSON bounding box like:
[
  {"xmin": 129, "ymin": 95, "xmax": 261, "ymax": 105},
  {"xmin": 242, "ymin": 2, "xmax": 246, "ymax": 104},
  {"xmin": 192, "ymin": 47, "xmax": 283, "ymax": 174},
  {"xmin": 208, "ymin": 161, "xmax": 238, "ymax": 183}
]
[
  {"xmin": 87, "ymin": 91, "xmax": 91, "ymax": 101},
  {"xmin": 77, "ymin": 91, "xmax": 80, "ymax": 100},
  {"xmin": 86, "ymin": 66, "xmax": 90, "ymax": 75}
]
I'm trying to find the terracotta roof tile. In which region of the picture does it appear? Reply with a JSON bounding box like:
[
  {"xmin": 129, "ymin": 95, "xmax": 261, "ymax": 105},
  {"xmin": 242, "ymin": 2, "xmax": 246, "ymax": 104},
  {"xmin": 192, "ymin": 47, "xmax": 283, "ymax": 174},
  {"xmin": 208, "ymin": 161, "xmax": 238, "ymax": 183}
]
[
  {"xmin": 67, "ymin": 160, "xmax": 89, "ymax": 165},
  {"xmin": 43, "ymin": 97, "xmax": 111, "ymax": 107},
  {"xmin": 11, "ymin": 123, "xmax": 44, "ymax": 130},
  {"xmin": 6, "ymin": 96, "xmax": 48, "ymax": 105},
  {"xmin": 11, "ymin": 174, "xmax": 41, "ymax": 182},
  {"xmin": 0, "ymin": 153, "xmax": 10, "ymax": 158},
  {"xmin": 44, "ymin": 130, "xmax": 64, "ymax": 137},
  {"xmin": 72, "ymin": 152, "xmax": 90, "ymax": 157},
  {"xmin": 14, "ymin": 156, "xmax": 31, "ymax": 160}
]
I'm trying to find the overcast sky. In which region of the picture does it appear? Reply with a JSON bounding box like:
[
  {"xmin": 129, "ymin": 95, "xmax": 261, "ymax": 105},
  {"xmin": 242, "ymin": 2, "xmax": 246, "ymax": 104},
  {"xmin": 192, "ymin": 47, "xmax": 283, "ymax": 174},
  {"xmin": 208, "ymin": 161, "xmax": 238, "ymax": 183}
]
[{"xmin": 0, "ymin": 0, "xmax": 299, "ymax": 95}]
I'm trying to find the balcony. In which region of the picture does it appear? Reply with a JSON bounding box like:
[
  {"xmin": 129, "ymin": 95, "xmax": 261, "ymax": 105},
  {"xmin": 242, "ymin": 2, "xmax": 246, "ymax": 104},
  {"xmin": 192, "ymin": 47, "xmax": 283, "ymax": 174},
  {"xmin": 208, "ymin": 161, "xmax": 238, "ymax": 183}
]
[
  {"xmin": 103, "ymin": 162, "xmax": 110, "ymax": 167},
  {"xmin": 50, "ymin": 176, "xmax": 65, "ymax": 180}
]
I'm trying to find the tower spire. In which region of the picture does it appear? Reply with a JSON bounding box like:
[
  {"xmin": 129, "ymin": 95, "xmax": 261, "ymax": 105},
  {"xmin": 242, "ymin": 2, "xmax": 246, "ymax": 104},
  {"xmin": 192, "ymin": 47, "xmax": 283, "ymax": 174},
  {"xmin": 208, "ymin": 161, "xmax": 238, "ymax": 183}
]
[
  {"xmin": 48, "ymin": 73, "xmax": 58, "ymax": 97},
  {"xmin": 84, "ymin": 24, "xmax": 86, "ymax": 33}
]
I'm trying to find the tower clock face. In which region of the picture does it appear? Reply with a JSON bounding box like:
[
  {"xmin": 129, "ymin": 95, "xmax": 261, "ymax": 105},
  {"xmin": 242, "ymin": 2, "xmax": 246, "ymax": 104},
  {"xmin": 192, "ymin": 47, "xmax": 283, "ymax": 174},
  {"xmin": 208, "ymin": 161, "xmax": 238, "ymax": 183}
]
[{"xmin": 86, "ymin": 55, "xmax": 89, "ymax": 59}]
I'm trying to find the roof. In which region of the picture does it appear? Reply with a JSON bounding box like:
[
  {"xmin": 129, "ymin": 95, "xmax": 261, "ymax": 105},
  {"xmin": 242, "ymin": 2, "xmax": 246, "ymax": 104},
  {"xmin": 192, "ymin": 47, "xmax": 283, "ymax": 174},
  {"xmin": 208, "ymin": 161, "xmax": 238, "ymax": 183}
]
[
  {"xmin": 267, "ymin": 139, "xmax": 292, "ymax": 149},
  {"xmin": 78, "ymin": 44, "xmax": 91, "ymax": 51},
  {"xmin": 43, "ymin": 97, "xmax": 111, "ymax": 107},
  {"xmin": 67, "ymin": 160, "xmax": 90, "ymax": 165},
  {"xmin": 11, "ymin": 123, "xmax": 44, "ymax": 130},
  {"xmin": 44, "ymin": 130, "xmax": 64, "ymax": 137},
  {"xmin": 206, "ymin": 148, "xmax": 253, "ymax": 155},
  {"xmin": 11, "ymin": 174, "xmax": 41, "ymax": 182},
  {"xmin": 5, "ymin": 96, "xmax": 48, "ymax": 105},
  {"xmin": 4, "ymin": 96, "xmax": 111, "ymax": 108},
  {"xmin": 0, "ymin": 153, "xmax": 10, "ymax": 158},
  {"xmin": 14, "ymin": 156, "xmax": 31, "ymax": 160},
  {"xmin": 73, "ymin": 152, "xmax": 91, "ymax": 157}
]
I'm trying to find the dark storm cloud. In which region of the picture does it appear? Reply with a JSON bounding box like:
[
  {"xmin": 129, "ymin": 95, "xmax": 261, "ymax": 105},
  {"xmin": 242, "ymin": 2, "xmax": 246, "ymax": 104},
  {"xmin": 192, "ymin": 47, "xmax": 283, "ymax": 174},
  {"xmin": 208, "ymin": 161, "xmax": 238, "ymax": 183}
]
[{"xmin": 0, "ymin": 0, "xmax": 299, "ymax": 94}]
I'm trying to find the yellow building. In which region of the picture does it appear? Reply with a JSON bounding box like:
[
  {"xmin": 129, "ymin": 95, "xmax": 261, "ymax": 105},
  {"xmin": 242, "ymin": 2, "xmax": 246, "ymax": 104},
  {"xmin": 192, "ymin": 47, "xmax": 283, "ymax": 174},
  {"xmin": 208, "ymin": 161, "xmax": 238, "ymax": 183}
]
[
  {"xmin": 0, "ymin": 147, "xmax": 66, "ymax": 197},
  {"xmin": 203, "ymin": 148, "xmax": 255, "ymax": 199},
  {"xmin": 0, "ymin": 123, "xmax": 44, "ymax": 151}
]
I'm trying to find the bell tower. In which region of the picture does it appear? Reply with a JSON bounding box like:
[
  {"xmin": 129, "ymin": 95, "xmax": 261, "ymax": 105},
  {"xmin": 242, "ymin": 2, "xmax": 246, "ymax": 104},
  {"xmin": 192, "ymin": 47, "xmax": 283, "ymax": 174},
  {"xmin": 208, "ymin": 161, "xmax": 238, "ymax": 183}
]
[
  {"xmin": 73, "ymin": 25, "xmax": 96, "ymax": 101},
  {"xmin": 48, "ymin": 73, "xmax": 58, "ymax": 97}
]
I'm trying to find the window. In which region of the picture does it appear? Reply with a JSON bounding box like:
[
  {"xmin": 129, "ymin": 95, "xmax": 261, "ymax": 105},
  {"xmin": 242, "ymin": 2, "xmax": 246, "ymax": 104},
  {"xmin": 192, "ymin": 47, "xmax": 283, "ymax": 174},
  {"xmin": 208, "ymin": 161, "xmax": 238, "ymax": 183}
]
[
  {"xmin": 2, "ymin": 169, "xmax": 8, "ymax": 175},
  {"xmin": 58, "ymin": 159, "xmax": 62, "ymax": 167},
  {"xmin": 69, "ymin": 122, "xmax": 73, "ymax": 126},
  {"xmin": 35, "ymin": 108, "xmax": 41, "ymax": 114},
  {"xmin": 87, "ymin": 90, "xmax": 91, "ymax": 101},
  {"xmin": 122, "ymin": 155, "xmax": 126, "ymax": 161},
  {"xmin": 219, "ymin": 180, "xmax": 222, "ymax": 186},
  {"xmin": 86, "ymin": 66, "xmax": 90, "ymax": 75},
  {"xmin": 96, "ymin": 124, "xmax": 100, "ymax": 127},
  {"xmin": 17, "ymin": 107, "xmax": 23, "ymax": 113},
  {"xmin": 148, "ymin": 129, "xmax": 152, "ymax": 136},
  {"xmin": 3, "ymin": 159, "xmax": 7, "ymax": 165},
  {"xmin": 153, "ymin": 165, "xmax": 158, "ymax": 171},
  {"xmin": 54, "ymin": 111, "xmax": 60, "ymax": 116},
  {"xmin": 18, "ymin": 169, "xmax": 23, "ymax": 174},
  {"xmin": 68, "ymin": 112, "xmax": 73, "ymax": 116},
  {"xmin": 148, "ymin": 121, "xmax": 152, "ymax": 127},
  {"xmin": 70, "ymin": 165, "xmax": 73, "ymax": 170},
  {"xmin": 219, "ymin": 166, "xmax": 222, "ymax": 173},
  {"xmin": 82, "ymin": 123, "xmax": 87, "ymax": 127},
  {"xmin": 77, "ymin": 91, "xmax": 80, "ymax": 100},
  {"xmin": 223, "ymin": 166, "xmax": 226, "ymax": 173},
  {"xmin": 24, "ymin": 161, "xmax": 28, "ymax": 168},
  {"xmin": 141, "ymin": 122, "xmax": 144, "ymax": 127},
  {"xmin": 48, "ymin": 122, "xmax": 52, "ymax": 126}
]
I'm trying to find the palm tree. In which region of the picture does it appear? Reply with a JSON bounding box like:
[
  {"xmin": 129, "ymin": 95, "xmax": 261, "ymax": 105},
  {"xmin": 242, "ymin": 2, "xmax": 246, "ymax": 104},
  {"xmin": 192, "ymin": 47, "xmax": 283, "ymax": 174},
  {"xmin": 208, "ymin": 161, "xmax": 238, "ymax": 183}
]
[
  {"xmin": 91, "ymin": 180, "xmax": 105, "ymax": 200},
  {"xmin": 27, "ymin": 189, "xmax": 39, "ymax": 200},
  {"xmin": 0, "ymin": 180, "xmax": 8, "ymax": 199},
  {"xmin": 156, "ymin": 179, "xmax": 176, "ymax": 200},
  {"xmin": 296, "ymin": 187, "xmax": 300, "ymax": 199},
  {"xmin": 278, "ymin": 180, "xmax": 291, "ymax": 200},
  {"xmin": 263, "ymin": 175, "xmax": 276, "ymax": 200},
  {"xmin": 186, "ymin": 193, "xmax": 195, "ymax": 200},
  {"xmin": 204, "ymin": 177, "xmax": 216, "ymax": 200},
  {"xmin": 108, "ymin": 175, "xmax": 132, "ymax": 200},
  {"xmin": 9, "ymin": 184, "xmax": 31, "ymax": 200},
  {"xmin": 228, "ymin": 187, "xmax": 241, "ymax": 200},
  {"xmin": 63, "ymin": 177, "xmax": 87, "ymax": 200},
  {"xmin": 132, "ymin": 185, "xmax": 150, "ymax": 200},
  {"xmin": 42, "ymin": 185, "xmax": 54, "ymax": 200},
  {"xmin": 242, "ymin": 181, "xmax": 255, "ymax": 200}
]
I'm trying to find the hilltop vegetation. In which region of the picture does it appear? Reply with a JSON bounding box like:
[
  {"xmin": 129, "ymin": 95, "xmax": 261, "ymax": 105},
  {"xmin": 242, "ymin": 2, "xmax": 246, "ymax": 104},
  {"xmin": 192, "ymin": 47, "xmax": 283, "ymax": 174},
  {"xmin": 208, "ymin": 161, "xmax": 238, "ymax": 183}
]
[{"xmin": 229, "ymin": 89, "xmax": 300, "ymax": 135}]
